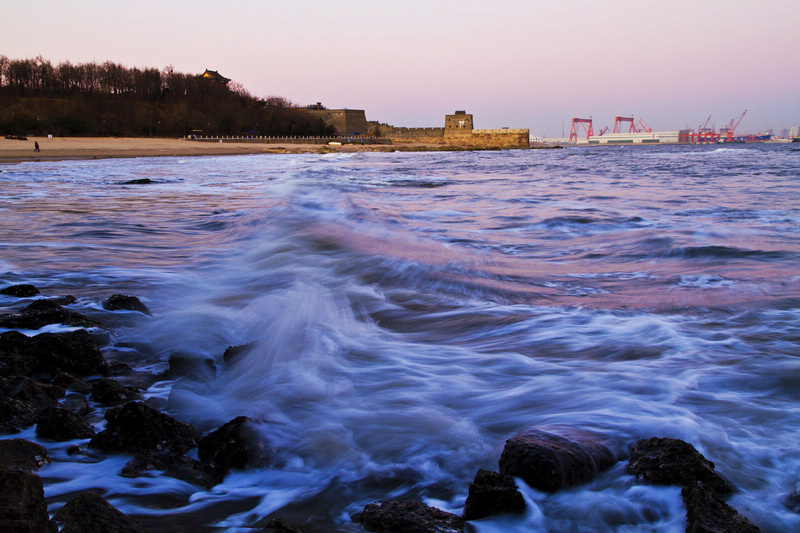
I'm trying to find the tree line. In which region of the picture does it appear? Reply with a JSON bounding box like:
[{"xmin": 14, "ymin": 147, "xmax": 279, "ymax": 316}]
[{"xmin": 0, "ymin": 55, "xmax": 334, "ymax": 137}]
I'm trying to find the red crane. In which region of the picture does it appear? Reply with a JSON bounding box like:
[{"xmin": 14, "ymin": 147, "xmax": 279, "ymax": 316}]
[
  {"xmin": 569, "ymin": 117, "xmax": 594, "ymax": 143},
  {"xmin": 598, "ymin": 126, "xmax": 609, "ymax": 136},
  {"xmin": 637, "ymin": 118, "xmax": 652, "ymax": 133},
  {"xmin": 722, "ymin": 110, "xmax": 747, "ymax": 142},
  {"xmin": 613, "ymin": 116, "xmax": 638, "ymax": 134}
]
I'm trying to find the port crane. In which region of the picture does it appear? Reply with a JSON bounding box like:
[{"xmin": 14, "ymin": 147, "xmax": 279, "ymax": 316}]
[
  {"xmin": 637, "ymin": 118, "xmax": 652, "ymax": 133},
  {"xmin": 721, "ymin": 110, "xmax": 747, "ymax": 142},
  {"xmin": 569, "ymin": 117, "xmax": 594, "ymax": 142},
  {"xmin": 613, "ymin": 116, "xmax": 638, "ymax": 134}
]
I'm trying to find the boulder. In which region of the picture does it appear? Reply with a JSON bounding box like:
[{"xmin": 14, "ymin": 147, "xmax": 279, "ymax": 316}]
[
  {"xmin": 0, "ymin": 439, "xmax": 49, "ymax": 470},
  {"xmin": 30, "ymin": 330, "xmax": 109, "ymax": 377},
  {"xmin": 498, "ymin": 429, "xmax": 616, "ymax": 492},
  {"xmin": 361, "ymin": 500, "xmax": 465, "ymax": 533},
  {"xmin": 166, "ymin": 353, "xmax": 215, "ymax": 382},
  {"xmin": 0, "ymin": 396, "xmax": 38, "ymax": 433},
  {"xmin": 0, "ymin": 299, "xmax": 101, "ymax": 330},
  {"xmin": 102, "ymin": 294, "xmax": 151, "ymax": 315},
  {"xmin": 53, "ymin": 490, "xmax": 150, "ymax": 533},
  {"xmin": 0, "ymin": 284, "xmax": 40, "ymax": 298},
  {"xmin": 0, "ymin": 331, "xmax": 38, "ymax": 377},
  {"xmin": 682, "ymin": 483, "xmax": 761, "ymax": 532},
  {"xmin": 36, "ymin": 407, "xmax": 95, "ymax": 441},
  {"xmin": 52, "ymin": 373, "xmax": 92, "ymax": 394},
  {"xmin": 91, "ymin": 378, "xmax": 141, "ymax": 406},
  {"xmin": 626, "ymin": 438, "xmax": 733, "ymax": 493},
  {"xmin": 222, "ymin": 342, "xmax": 257, "ymax": 366},
  {"xmin": 121, "ymin": 451, "xmax": 214, "ymax": 488},
  {"xmin": 785, "ymin": 490, "xmax": 800, "ymax": 513},
  {"xmin": 0, "ymin": 466, "xmax": 57, "ymax": 532},
  {"xmin": 198, "ymin": 416, "xmax": 270, "ymax": 483},
  {"xmin": 462, "ymin": 469, "xmax": 526, "ymax": 521},
  {"xmin": 89, "ymin": 401, "xmax": 198, "ymax": 456},
  {"xmin": 0, "ymin": 375, "xmax": 64, "ymax": 411}
]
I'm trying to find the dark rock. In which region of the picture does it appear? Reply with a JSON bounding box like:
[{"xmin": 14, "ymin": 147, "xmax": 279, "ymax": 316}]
[
  {"xmin": 61, "ymin": 393, "xmax": 92, "ymax": 417},
  {"xmin": 121, "ymin": 178, "xmax": 153, "ymax": 185},
  {"xmin": 121, "ymin": 451, "xmax": 214, "ymax": 487},
  {"xmin": 0, "ymin": 376, "xmax": 63, "ymax": 412},
  {"xmin": 682, "ymin": 483, "xmax": 761, "ymax": 532},
  {"xmin": 0, "ymin": 466, "xmax": 57, "ymax": 532},
  {"xmin": 91, "ymin": 378, "xmax": 141, "ymax": 405},
  {"xmin": 89, "ymin": 401, "xmax": 198, "ymax": 456},
  {"xmin": 0, "ymin": 396, "xmax": 38, "ymax": 433},
  {"xmin": 0, "ymin": 299, "xmax": 101, "ymax": 330},
  {"xmin": 30, "ymin": 329, "xmax": 109, "ymax": 377},
  {"xmin": 53, "ymin": 490, "xmax": 150, "ymax": 533},
  {"xmin": 462, "ymin": 469, "xmax": 525, "ymax": 521},
  {"xmin": 198, "ymin": 416, "xmax": 269, "ymax": 483},
  {"xmin": 103, "ymin": 294, "xmax": 151, "ymax": 315},
  {"xmin": 166, "ymin": 352, "xmax": 215, "ymax": 381},
  {"xmin": 626, "ymin": 437, "xmax": 733, "ymax": 493},
  {"xmin": 0, "ymin": 284, "xmax": 40, "ymax": 297},
  {"xmin": 50, "ymin": 295, "xmax": 77, "ymax": 306},
  {"xmin": 361, "ymin": 500, "xmax": 465, "ymax": 533},
  {"xmin": 36, "ymin": 407, "xmax": 95, "ymax": 441},
  {"xmin": 52, "ymin": 372, "xmax": 92, "ymax": 394},
  {"xmin": 261, "ymin": 517, "xmax": 307, "ymax": 533},
  {"xmin": 498, "ymin": 429, "xmax": 616, "ymax": 492},
  {"xmin": 222, "ymin": 342, "xmax": 257, "ymax": 366},
  {"xmin": 0, "ymin": 439, "xmax": 49, "ymax": 470},
  {"xmin": 785, "ymin": 490, "xmax": 800, "ymax": 513},
  {"xmin": 0, "ymin": 331, "xmax": 37, "ymax": 377}
]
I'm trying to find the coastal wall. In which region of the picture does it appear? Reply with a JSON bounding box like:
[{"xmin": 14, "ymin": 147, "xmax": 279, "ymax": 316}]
[
  {"xmin": 374, "ymin": 111, "xmax": 530, "ymax": 148},
  {"xmin": 304, "ymin": 108, "xmax": 369, "ymax": 135},
  {"xmin": 445, "ymin": 129, "xmax": 530, "ymax": 149}
]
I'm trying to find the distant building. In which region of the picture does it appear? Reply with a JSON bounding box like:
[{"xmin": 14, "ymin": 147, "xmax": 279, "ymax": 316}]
[
  {"xmin": 304, "ymin": 103, "xmax": 368, "ymax": 136},
  {"xmin": 201, "ymin": 69, "xmax": 231, "ymax": 84}
]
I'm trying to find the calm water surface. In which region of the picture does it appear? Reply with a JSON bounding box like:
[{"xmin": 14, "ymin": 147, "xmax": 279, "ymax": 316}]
[{"xmin": 1, "ymin": 144, "xmax": 799, "ymax": 532}]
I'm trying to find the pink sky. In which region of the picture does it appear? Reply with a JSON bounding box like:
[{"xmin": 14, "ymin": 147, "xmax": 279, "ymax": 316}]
[{"xmin": 3, "ymin": 0, "xmax": 798, "ymax": 137}]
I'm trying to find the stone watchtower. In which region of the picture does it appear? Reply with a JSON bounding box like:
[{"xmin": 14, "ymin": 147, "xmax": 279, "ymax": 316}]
[{"xmin": 445, "ymin": 110, "xmax": 474, "ymax": 131}]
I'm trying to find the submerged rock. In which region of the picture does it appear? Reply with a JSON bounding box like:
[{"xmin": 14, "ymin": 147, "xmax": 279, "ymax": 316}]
[
  {"xmin": 0, "ymin": 284, "xmax": 40, "ymax": 297},
  {"xmin": 102, "ymin": 294, "xmax": 151, "ymax": 315},
  {"xmin": 682, "ymin": 483, "xmax": 761, "ymax": 532},
  {"xmin": 0, "ymin": 466, "xmax": 57, "ymax": 532},
  {"xmin": 166, "ymin": 352, "xmax": 216, "ymax": 382},
  {"xmin": 462, "ymin": 469, "xmax": 526, "ymax": 520},
  {"xmin": 36, "ymin": 407, "xmax": 95, "ymax": 441},
  {"xmin": 626, "ymin": 437, "xmax": 733, "ymax": 493},
  {"xmin": 198, "ymin": 416, "xmax": 270, "ymax": 483},
  {"xmin": 0, "ymin": 299, "xmax": 101, "ymax": 330},
  {"xmin": 89, "ymin": 401, "xmax": 198, "ymax": 456},
  {"xmin": 361, "ymin": 500, "xmax": 465, "ymax": 533},
  {"xmin": 53, "ymin": 490, "xmax": 150, "ymax": 533},
  {"xmin": 498, "ymin": 429, "xmax": 616, "ymax": 492},
  {"xmin": 0, "ymin": 439, "xmax": 49, "ymax": 470},
  {"xmin": 91, "ymin": 378, "xmax": 141, "ymax": 406},
  {"xmin": 31, "ymin": 329, "xmax": 109, "ymax": 378},
  {"xmin": 222, "ymin": 342, "xmax": 258, "ymax": 366}
]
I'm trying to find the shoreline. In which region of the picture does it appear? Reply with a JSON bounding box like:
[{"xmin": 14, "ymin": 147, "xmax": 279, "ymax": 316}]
[{"xmin": 0, "ymin": 136, "xmax": 477, "ymax": 164}]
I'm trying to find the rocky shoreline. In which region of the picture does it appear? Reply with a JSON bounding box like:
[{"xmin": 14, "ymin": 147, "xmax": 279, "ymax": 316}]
[{"xmin": 0, "ymin": 283, "xmax": 778, "ymax": 532}]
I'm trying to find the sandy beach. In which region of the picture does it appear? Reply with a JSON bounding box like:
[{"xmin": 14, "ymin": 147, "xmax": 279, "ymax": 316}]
[{"xmin": 0, "ymin": 136, "xmax": 430, "ymax": 164}]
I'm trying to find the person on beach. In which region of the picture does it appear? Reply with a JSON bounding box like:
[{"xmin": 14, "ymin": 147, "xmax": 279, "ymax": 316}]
[{"xmin": 34, "ymin": 142, "xmax": 40, "ymax": 152}]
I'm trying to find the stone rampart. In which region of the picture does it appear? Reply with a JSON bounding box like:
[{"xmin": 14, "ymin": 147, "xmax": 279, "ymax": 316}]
[{"xmin": 445, "ymin": 129, "xmax": 530, "ymax": 148}]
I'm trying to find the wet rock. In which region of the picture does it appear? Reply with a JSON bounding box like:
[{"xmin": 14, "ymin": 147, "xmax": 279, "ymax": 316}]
[
  {"xmin": 222, "ymin": 342, "xmax": 257, "ymax": 366},
  {"xmin": 0, "ymin": 331, "xmax": 38, "ymax": 377},
  {"xmin": 0, "ymin": 284, "xmax": 40, "ymax": 297},
  {"xmin": 89, "ymin": 401, "xmax": 198, "ymax": 456},
  {"xmin": 121, "ymin": 451, "xmax": 215, "ymax": 488},
  {"xmin": 36, "ymin": 407, "xmax": 95, "ymax": 441},
  {"xmin": 91, "ymin": 378, "xmax": 141, "ymax": 405},
  {"xmin": 52, "ymin": 372, "xmax": 92, "ymax": 394},
  {"xmin": 785, "ymin": 490, "xmax": 800, "ymax": 513},
  {"xmin": 53, "ymin": 490, "xmax": 150, "ymax": 533},
  {"xmin": 50, "ymin": 295, "xmax": 77, "ymax": 306},
  {"xmin": 462, "ymin": 469, "xmax": 526, "ymax": 521},
  {"xmin": 0, "ymin": 376, "xmax": 63, "ymax": 414},
  {"xmin": 121, "ymin": 178, "xmax": 153, "ymax": 185},
  {"xmin": 498, "ymin": 429, "xmax": 616, "ymax": 492},
  {"xmin": 0, "ymin": 396, "xmax": 38, "ymax": 433},
  {"xmin": 30, "ymin": 329, "xmax": 109, "ymax": 378},
  {"xmin": 166, "ymin": 352, "xmax": 215, "ymax": 382},
  {"xmin": 0, "ymin": 466, "xmax": 57, "ymax": 532},
  {"xmin": 0, "ymin": 439, "xmax": 49, "ymax": 470},
  {"xmin": 0, "ymin": 299, "xmax": 101, "ymax": 330},
  {"xmin": 103, "ymin": 294, "xmax": 151, "ymax": 315},
  {"xmin": 626, "ymin": 437, "xmax": 733, "ymax": 493},
  {"xmin": 361, "ymin": 500, "xmax": 465, "ymax": 533},
  {"xmin": 682, "ymin": 483, "xmax": 761, "ymax": 532},
  {"xmin": 261, "ymin": 517, "xmax": 307, "ymax": 533},
  {"xmin": 198, "ymin": 416, "xmax": 270, "ymax": 483}
]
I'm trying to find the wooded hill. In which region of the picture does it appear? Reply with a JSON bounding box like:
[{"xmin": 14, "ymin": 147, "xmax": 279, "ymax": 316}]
[{"xmin": 0, "ymin": 56, "xmax": 334, "ymax": 138}]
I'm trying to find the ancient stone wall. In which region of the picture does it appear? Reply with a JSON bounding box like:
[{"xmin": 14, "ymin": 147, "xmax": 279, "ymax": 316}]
[
  {"xmin": 304, "ymin": 109, "xmax": 369, "ymax": 136},
  {"xmin": 445, "ymin": 129, "xmax": 530, "ymax": 148}
]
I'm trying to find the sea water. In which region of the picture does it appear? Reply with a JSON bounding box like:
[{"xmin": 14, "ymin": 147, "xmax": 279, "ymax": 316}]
[{"xmin": 1, "ymin": 144, "xmax": 799, "ymax": 532}]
